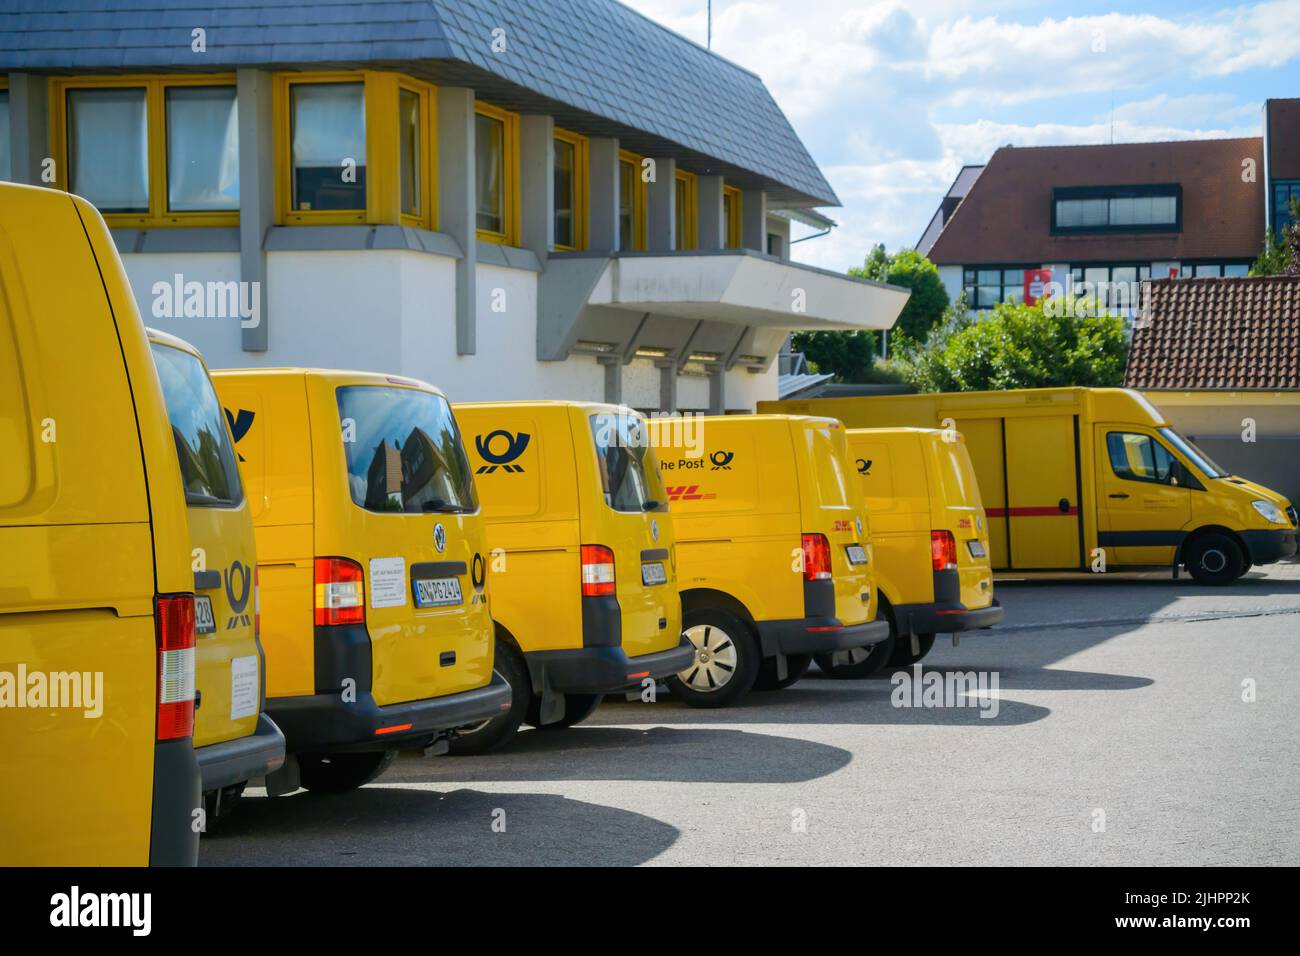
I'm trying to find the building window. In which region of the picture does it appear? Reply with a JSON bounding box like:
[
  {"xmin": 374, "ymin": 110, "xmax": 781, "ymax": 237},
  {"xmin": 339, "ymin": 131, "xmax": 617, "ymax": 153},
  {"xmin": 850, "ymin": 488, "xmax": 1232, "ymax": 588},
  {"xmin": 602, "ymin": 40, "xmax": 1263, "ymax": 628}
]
[
  {"xmin": 767, "ymin": 232, "xmax": 782, "ymax": 257},
  {"xmin": 723, "ymin": 185, "xmax": 742, "ymax": 248},
  {"xmin": 0, "ymin": 85, "xmax": 11, "ymax": 182},
  {"xmin": 475, "ymin": 102, "xmax": 519, "ymax": 245},
  {"xmin": 674, "ymin": 169, "xmax": 697, "ymax": 250},
  {"xmin": 1273, "ymin": 180, "xmax": 1300, "ymax": 232},
  {"xmin": 553, "ymin": 128, "xmax": 587, "ymax": 250},
  {"xmin": 52, "ymin": 76, "xmax": 239, "ymax": 226},
  {"xmin": 165, "ymin": 86, "xmax": 239, "ymax": 212},
  {"xmin": 398, "ymin": 87, "xmax": 421, "ymax": 219},
  {"xmin": 1052, "ymin": 185, "xmax": 1181, "ymax": 234},
  {"xmin": 290, "ymin": 81, "xmax": 365, "ymax": 213},
  {"xmin": 1177, "ymin": 262, "xmax": 1251, "ymax": 278},
  {"xmin": 963, "ymin": 267, "xmax": 1031, "ymax": 308},
  {"xmin": 618, "ymin": 150, "xmax": 646, "ymax": 251}
]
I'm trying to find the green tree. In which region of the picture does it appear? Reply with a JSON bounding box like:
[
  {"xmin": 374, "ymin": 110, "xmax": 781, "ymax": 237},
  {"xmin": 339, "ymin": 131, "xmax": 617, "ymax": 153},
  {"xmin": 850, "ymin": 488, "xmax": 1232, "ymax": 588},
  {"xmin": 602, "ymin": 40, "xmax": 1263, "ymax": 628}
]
[
  {"xmin": 791, "ymin": 329, "xmax": 877, "ymax": 382},
  {"xmin": 1251, "ymin": 197, "xmax": 1300, "ymax": 277},
  {"xmin": 893, "ymin": 296, "xmax": 1129, "ymax": 393}
]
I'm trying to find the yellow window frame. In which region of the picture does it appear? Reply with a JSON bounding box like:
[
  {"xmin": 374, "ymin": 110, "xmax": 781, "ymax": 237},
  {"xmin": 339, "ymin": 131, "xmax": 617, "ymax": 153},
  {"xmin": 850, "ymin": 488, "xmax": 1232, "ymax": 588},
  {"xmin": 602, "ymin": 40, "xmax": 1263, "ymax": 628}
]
[
  {"xmin": 396, "ymin": 78, "xmax": 437, "ymax": 231},
  {"xmin": 552, "ymin": 127, "xmax": 588, "ymax": 251},
  {"xmin": 49, "ymin": 73, "xmax": 240, "ymax": 228},
  {"xmin": 723, "ymin": 184, "xmax": 743, "ymax": 248},
  {"xmin": 474, "ymin": 100, "xmax": 520, "ymax": 246},
  {"xmin": 675, "ymin": 169, "xmax": 698, "ymax": 251},
  {"xmin": 618, "ymin": 149, "xmax": 647, "ymax": 251}
]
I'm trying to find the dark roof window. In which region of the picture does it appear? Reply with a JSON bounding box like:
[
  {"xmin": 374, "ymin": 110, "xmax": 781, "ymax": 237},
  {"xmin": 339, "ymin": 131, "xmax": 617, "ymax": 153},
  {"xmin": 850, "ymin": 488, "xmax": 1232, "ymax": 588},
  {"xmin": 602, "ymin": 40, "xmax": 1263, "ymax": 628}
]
[{"xmin": 1052, "ymin": 184, "xmax": 1182, "ymax": 235}]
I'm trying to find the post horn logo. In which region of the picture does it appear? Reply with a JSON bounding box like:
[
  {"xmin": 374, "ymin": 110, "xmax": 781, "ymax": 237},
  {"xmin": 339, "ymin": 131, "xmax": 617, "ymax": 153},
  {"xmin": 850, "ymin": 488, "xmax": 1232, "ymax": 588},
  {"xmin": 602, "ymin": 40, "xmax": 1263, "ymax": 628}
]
[
  {"xmin": 475, "ymin": 430, "xmax": 531, "ymax": 474},
  {"xmin": 856, "ymin": 458, "xmax": 872, "ymax": 475},
  {"xmin": 224, "ymin": 408, "xmax": 255, "ymax": 461},
  {"xmin": 709, "ymin": 450, "xmax": 734, "ymax": 471},
  {"xmin": 223, "ymin": 559, "xmax": 253, "ymax": 628},
  {"xmin": 471, "ymin": 552, "xmax": 487, "ymax": 604}
]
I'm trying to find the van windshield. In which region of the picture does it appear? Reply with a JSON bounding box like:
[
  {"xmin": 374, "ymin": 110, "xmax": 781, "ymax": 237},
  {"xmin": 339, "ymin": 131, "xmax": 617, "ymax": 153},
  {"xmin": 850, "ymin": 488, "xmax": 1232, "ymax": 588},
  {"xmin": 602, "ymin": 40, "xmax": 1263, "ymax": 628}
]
[
  {"xmin": 589, "ymin": 412, "xmax": 667, "ymax": 513},
  {"xmin": 1160, "ymin": 428, "xmax": 1228, "ymax": 478},
  {"xmin": 338, "ymin": 386, "xmax": 477, "ymax": 514},
  {"xmin": 151, "ymin": 343, "xmax": 243, "ymax": 507}
]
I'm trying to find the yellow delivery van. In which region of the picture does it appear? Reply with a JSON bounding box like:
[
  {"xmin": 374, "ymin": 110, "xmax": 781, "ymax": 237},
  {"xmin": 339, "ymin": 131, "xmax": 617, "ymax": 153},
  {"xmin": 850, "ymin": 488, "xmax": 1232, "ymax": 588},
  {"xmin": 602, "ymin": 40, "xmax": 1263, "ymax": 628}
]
[
  {"xmin": 147, "ymin": 330, "xmax": 285, "ymax": 825},
  {"xmin": 764, "ymin": 388, "xmax": 1297, "ymax": 584},
  {"xmin": 212, "ymin": 369, "xmax": 511, "ymax": 791},
  {"xmin": 1, "ymin": 183, "xmax": 199, "ymax": 864},
  {"xmin": 817, "ymin": 428, "xmax": 1003, "ymax": 677},
  {"xmin": 449, "ymin": 402, "xmax": 694, "ymax": 751},
  {"xmin": 656, "ymin": 414, "xmax": 889, "ymax": 706}
]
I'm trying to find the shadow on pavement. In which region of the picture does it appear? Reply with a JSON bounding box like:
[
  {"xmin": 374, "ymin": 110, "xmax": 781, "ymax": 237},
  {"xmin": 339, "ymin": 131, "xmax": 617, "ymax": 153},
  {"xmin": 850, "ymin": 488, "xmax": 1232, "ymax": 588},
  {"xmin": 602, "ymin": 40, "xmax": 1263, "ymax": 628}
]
[
  {"xmin": 394, "ymin": 726, "xmax": 852, "ymax": 784},
  {"xmin": 200, "ymin": 785, "xmax": 677, "ymax": 866}
]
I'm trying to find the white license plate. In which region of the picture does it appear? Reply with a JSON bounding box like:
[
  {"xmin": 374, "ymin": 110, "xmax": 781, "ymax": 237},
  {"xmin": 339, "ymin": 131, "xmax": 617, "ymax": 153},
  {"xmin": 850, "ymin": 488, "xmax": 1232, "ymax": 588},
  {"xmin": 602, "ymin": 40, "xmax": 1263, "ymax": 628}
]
[
  {"xmin": 414, "ymin": 577, "xmax": 463, "ymax": 608},
  {"xmin": 194, "ymin": 595, "xmax": 216, "ymax": 634},
  {"xmin": 846, "ymin": 545, "xmax": 868, "ymax": 565},
  {"xmin": 642, "ymin": 562, "xmax": 667, "ymax": 586},
  {"xmin": 968, "ymin": 540, "xmax": 986, "ymax": 558}
]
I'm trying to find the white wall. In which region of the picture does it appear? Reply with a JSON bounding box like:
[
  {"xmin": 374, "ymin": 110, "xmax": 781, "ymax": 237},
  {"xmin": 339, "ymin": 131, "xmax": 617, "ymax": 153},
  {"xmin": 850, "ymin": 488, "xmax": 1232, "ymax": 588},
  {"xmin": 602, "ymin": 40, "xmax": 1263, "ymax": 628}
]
[{"xmin": 937, "ymin": 264, "xmax": 963, "ymax": 305}]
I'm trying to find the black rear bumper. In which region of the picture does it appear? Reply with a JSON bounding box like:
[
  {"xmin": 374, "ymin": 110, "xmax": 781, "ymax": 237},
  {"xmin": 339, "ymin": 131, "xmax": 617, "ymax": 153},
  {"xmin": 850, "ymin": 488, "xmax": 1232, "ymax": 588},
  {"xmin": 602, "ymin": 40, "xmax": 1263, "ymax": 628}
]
[
  {"xmin": 895, "ymin": 599, "xmax": 1004, "ymax": 636},
  {"xmin": 196, "ymin": 713, "xmax": 287, "ymax": 792},
  {"xmin": 526, "ymin": 637, "xmax": 697, "ymax": 694},
  {"xmin": 267, "ymin": 672, "xmax": 513, "ymax": 754},
  {"xmin": 756, "ymin": 616, "xmax": 891, "ymax": 657},
  {"xmin": 149, "ymin": 739, "xmax": 200, "ymax": 867}
]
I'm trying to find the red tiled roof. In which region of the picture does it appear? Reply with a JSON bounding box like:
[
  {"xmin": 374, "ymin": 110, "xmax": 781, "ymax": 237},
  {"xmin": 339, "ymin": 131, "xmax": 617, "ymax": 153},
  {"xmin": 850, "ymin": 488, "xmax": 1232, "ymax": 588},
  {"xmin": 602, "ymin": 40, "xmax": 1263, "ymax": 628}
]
[
  {"xmin": 1125, "ymin": 275, "xmax": 1300, "ymax": 390},
  {"xmin": 928, "ymin": 138, "xmax": 1266, "ymax": 266}
]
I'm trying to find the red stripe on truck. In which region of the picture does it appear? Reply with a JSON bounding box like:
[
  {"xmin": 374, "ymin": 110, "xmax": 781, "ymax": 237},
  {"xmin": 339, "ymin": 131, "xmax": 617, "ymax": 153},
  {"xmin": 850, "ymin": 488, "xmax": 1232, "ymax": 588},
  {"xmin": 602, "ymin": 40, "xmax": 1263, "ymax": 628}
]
[{"xmin": 986, "ymin": 506, "xmax": 1078, "ymax": 517}]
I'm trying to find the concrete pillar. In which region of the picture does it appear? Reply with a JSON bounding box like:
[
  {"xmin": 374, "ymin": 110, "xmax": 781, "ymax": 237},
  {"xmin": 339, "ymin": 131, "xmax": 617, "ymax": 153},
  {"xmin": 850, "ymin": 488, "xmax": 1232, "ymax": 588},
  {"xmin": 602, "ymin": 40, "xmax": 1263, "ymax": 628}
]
[
  {"xmin": 7, "ymin": 73, "xmax": 49, "ymax": 186},
  {"xmin": 438, "ymin": 87, "xmax": 477, "ymax": 355},
  {"xmin": 708, "ymin": 366, "xmax": 727, "ymax": 414},
  {"xmin": 519, "ymin": 113, "xmax": 554, "ymax": 259},
  {"xmin": 741, "ymin": 189, "xmax": 767, "ymax": 253},
  {"xmin": 599, "ymin": 355, "xmax": 622, "ymax": 405},
  {"xmin": 657, "ymin": 360, "xmax": 677, "ymax": 413},
  {"xmin": 697, "ymin": 175, "xmax": 724, "ymax": 250},
  {"xmin": 237, "ymin": 69, "xmax": 274, "ymax": 351},
  {"xmin": 646, "ymin": 157, "xmax": 676, "ymax": 250},
  {"xmin": 588, "ymin": 137, "xmax": 620, "ymax": 253}
]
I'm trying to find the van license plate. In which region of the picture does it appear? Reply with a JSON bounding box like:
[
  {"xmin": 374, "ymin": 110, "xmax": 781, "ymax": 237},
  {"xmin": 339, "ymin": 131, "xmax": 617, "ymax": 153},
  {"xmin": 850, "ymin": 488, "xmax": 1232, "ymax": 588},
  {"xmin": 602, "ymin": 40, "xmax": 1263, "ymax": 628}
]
[
  {"xmin": 194, "ymin": 596, "xmax": 216, "ymax": 634},
  {"xmin": 414, "ymin": 577, "xmax": 463, "ymax": 608},
  {"xmin": 845, "ymin": 545, "xmax": 868, "ymax": 565},
  {"xmin": 968, "ymin": 540, "xmax": 986, "ymax": 558},
  {"xmin": 642, "ymin": 562, "xmax": 667, "ymax": 586}
]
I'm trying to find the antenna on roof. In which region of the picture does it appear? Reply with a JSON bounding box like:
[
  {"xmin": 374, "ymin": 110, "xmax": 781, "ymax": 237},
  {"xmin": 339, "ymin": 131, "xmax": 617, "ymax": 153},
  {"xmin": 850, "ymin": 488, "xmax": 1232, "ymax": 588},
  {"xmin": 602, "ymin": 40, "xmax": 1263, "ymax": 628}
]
[{"xmin": 708, "ymin": 0, "xmax": 713, "ymax": 49}]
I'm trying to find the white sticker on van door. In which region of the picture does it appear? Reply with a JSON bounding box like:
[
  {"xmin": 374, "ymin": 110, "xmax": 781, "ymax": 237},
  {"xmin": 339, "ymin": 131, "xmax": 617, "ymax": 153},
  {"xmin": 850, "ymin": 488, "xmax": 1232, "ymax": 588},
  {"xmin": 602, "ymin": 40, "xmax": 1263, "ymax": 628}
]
[
  {"xmin": 369, "ymin": 557, "xmax": 408, "ymax": 609},
  {"xmin": 230, "ymin": 655, "xmax": 259, "ymax": 721}
]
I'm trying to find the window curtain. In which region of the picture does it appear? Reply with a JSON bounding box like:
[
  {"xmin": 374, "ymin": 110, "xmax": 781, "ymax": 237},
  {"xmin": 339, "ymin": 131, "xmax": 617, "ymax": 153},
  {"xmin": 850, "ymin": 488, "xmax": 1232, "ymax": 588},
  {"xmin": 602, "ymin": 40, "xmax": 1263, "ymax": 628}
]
[
  {"xmin": 68, "ymin": 88, "xmax": 149, "ymax": 212},
  {"xmin": 292, "ymin": 83, "xmax": 365, "ymax": 169},
  {"xmin": 166, "ymin": 86, "xmax": 239, "ymax": 211},
  {"xmin": 475, "ymin": 113, "xmax": 503, "ymax": 232}
]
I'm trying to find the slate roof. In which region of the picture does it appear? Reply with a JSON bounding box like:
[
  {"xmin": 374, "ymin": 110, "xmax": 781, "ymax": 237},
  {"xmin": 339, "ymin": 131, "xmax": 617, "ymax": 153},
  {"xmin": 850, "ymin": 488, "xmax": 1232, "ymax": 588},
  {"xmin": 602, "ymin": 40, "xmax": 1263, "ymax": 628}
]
[
  {"xmin": 0, "ymin": 0, "xmax": 837, "ymax": 206},
  {"xmin": 1126, "ymin": 276, "xmax": 1300, "ymax": 390}
]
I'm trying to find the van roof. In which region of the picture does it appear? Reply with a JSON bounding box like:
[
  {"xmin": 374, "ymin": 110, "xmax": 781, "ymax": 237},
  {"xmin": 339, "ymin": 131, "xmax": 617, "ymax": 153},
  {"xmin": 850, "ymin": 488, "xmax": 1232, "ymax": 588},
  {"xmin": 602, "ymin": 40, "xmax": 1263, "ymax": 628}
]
[
  {"xmin": 454, "ymin": 400, "xmax": 639, "ymax": 416},
  {"xmin": 211, "ymin": 366, "xmax": 447, "ymax": 399},
  {"xmin": 664, "ymin": 413, "xmax": 843, "ymax": 427}
]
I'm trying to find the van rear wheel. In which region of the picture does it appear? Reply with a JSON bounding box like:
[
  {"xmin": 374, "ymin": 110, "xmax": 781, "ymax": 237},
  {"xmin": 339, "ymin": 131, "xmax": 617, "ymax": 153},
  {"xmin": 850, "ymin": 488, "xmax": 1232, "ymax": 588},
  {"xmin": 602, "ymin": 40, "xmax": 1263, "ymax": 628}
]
[
  {"xmin": 1184, "ymin": 533, "xmax": 1245, "ymax": 586},
  {"xmin": 668, "ymin": 608, "xmax": 760, "ymax": 708},
  {"xmin": 298, "ymin": 750, "xmax": 395, "ymax": 793},
  {"xmin": 813, "ymin": 633, "xmax": 895, "ymax": 679},
  {"xmin": 753, "ymin": 653, "xmax": 811, "ymax": 691},
  {"xmin": 529, "ymin": 693, "xmax": 604, "ymax": 730},
  {"xmin": 888, "ymin": 633, "xmax": 936, "ymax": 666},
  {"xmin": 449, "ymin": 638, "xmax": 530, "ymax": 755}
]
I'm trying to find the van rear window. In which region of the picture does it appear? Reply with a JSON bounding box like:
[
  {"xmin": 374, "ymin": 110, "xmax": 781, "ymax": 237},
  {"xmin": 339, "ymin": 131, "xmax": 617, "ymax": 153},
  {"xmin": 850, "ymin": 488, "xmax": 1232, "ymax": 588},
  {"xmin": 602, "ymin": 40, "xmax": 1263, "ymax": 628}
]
[
  {"xmin": 337, "ymin": 386, "xmax": 477, "ymax": 514},
  {"xmin": 151, "ymin": 343, "xmax": 243, "ymax": 507},
  {"xmin": 589, "ymin": 412, "xmax": 667, "ymax": 513}
]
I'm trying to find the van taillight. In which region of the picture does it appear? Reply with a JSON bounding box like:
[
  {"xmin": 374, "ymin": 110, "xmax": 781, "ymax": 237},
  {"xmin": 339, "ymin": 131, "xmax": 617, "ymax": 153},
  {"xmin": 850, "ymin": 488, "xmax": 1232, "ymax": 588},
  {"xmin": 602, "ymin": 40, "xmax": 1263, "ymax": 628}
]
[
  {"xmin": 155, "ymin": 594, "xmax": 196, "ymax": 742},
  {"xmin": 315, "ymin": 557, "xmax": 365, "ymax": 626},
  {"xmin": 931, "ymin": 530, "xmax": 958, "ymax": 571},
  {"xmin": 580, "ymin": 545, "xmax": 616, "ymax": 597},
  {"xmin": 254, "ymin": 565, "xmax": 261, "ymax": 640},
  {"xmin": 801, "ymin": 533, "xmax": 832, "ymax": 581}
]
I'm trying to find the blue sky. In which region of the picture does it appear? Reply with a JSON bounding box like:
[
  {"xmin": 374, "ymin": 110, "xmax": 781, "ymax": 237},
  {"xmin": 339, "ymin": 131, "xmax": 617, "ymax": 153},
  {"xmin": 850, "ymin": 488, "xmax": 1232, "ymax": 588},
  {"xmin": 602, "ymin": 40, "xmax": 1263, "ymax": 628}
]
[{"xmin": 622, "ymin": 0, "xmax": 1300, "ymax": 271}]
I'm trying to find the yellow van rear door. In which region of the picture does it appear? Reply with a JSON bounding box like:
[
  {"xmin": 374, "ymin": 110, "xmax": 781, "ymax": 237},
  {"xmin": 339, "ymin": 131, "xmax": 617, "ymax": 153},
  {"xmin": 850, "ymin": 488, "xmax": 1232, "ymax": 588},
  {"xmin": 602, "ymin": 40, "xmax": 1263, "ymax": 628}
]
[
  {"xmin": 0, "ymin": 190, "xmax": 157, "ymax": 864},
  {"xmin": 151, "ymin": 343, "xmax": 261, "ymax": 749},
  {"xmin": 797, "ymin": 421, "xmax": 872, "ymax": 626},
  {"xmin": 1003, "ymin": 415, "xmax": 1085, "ymax": 569},
  {"xmin": 328, "ymin": 384, "xmax": 492, "ymax": 706}
]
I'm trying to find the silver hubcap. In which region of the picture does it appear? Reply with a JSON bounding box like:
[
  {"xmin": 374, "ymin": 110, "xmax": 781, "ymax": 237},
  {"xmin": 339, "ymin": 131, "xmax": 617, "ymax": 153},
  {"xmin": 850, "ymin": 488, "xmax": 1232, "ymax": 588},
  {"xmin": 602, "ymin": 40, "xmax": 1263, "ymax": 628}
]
[
  {"xmin": 1201, "ymin": 549, "xmax": 1227, "ymax": 573},
  {"xmin": 679, "ymin": 624, "xmax": 738, "ymax": 692},
  {"xmin": 837, "ymin": 645, "xmax": 871, "ymax": 666}
]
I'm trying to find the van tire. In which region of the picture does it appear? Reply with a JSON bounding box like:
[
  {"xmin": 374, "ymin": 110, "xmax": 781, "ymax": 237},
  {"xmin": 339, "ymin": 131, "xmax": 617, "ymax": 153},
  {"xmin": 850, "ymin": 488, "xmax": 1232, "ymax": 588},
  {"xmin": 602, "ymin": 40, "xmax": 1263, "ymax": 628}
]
[
  {"xmin": 529, "ymin": 693, "xmax": 604, "ymax": 730},
  {"xmin": 448, "ymin": 639, "xmax": 530, "ymax": 755},
  {"xmin": 1184, "ymin": 533, "xmax": 1245, "ymax": 586},
  {"xmin": 297, "ymin": 750, "xmax": 396, "ymax": 793},
  {"xmin": 888, "ymin": 633, "xmax": 936, "ymax": 666},
  {"xmin": 753, "ymin": 653, "xmax": 812, "ymax": 691},
  {"xmin": 813, "ymin": 632, "xmax": 895, "ymax": 679},
  {"xmin": 668, "ymin": 608, "xmax": 761, "ymax": 708}
]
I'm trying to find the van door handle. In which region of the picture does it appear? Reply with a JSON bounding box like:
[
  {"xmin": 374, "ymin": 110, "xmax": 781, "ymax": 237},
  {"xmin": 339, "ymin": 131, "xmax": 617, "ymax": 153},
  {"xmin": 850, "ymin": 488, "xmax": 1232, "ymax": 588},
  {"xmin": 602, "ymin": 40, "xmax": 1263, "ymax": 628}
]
[
  {"xmin": 1108, "ymin": 493, "xmax": 1129, "ymax": 499},
  {"xmin": 1058, "ymin": 498, "xmax": 1070, "ymax": 513}
]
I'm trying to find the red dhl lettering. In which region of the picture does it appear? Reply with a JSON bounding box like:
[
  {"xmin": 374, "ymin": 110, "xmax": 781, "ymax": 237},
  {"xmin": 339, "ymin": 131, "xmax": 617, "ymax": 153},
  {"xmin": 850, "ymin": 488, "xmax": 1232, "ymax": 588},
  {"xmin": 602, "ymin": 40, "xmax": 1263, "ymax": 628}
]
[
  {"xmin": 832, "ymin": 519, "xmax": 852, "ymax": 532},
  {"xmin": 666, "ymin": 484, "xmax": 717, "ymax": 501}
]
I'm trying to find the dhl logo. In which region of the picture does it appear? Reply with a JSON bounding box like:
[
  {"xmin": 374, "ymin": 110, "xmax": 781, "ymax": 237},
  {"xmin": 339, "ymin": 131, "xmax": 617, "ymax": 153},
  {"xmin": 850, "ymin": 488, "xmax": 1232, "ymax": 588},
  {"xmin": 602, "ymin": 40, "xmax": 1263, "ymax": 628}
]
[
  {"xmin": 666, "ymin": 485, "xmax": 717, "ymax": 501},
  {"xmin": 832, "ymin": 519, "xmax": 853, "ymax": 532}
]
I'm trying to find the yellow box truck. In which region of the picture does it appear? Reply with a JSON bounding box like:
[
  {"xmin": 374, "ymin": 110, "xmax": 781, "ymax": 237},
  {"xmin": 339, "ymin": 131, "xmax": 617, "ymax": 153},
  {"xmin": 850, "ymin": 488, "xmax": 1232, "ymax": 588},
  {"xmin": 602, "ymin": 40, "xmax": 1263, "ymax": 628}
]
[{"xmin": 763, "ymin": 388, "xmax": 1297, "ymax": 585}]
